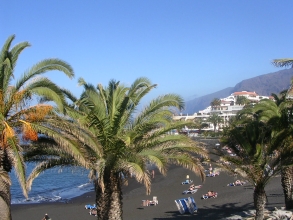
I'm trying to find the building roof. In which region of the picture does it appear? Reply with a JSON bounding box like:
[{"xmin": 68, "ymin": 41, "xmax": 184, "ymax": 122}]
[{"xmin": 233, "ymin": 91, "xmax": 258, "ymax": 96}]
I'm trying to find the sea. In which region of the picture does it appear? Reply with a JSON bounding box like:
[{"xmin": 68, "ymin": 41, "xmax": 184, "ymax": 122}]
[{"xmin": 10, "ymin": 163, "xmax": 94, "ymax": 204}]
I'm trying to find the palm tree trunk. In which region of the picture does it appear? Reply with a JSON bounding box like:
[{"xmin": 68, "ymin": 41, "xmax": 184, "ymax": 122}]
[
  {"xmin": 281, "ymin": 166, "xmax": 293, "ymax": 209},
  {"xmin": 96, "ymin": 171, "xmax": 123, "ymax": 220},
  {"xmin": 253, "ymin": 185, "xmax": 266, "ymax": 220},
  {"xmin": 0, "ymin": 169, "xmax": 12, "ymax": 220}
]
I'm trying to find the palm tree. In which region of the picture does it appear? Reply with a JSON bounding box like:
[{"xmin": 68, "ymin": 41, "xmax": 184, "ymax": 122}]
[
  {"xmin": 66, "ymin": 77, "xmax": 207, "ymax": 220},
  {"xmin": 0, "ymin": 35, "xmax": 74, "ymax": 219},
  {"xmin": 235, "ymin": 96, "xmax": 250, "ymax": 105},
  {"xmin": 208, "ymin": 113, "xmax": 223, "ymax": 133},
  {"xmin": 253, "ymin": 97, "xmax": 293, "ymax": 209},
  {"xmin": 271, "ymin": 90, "xmax": 287, "ymax": 106},
  {"xmin": 192, "ymin": 118, "xmax": 208, "ymax": 135},
  {"xmin": 210, "ymin": 98, "xmax": 221, "ymax": 110},
  {"xmin": 220, "ymin": 116, "xmax": 285, "ymax": 220},
  {"xmin": 272, "ymin": 58, "xmax": 293, "ymax": 209},
  {"xmin": 272, "ymin": 59, "xmax": 293, "ymax": 68}
]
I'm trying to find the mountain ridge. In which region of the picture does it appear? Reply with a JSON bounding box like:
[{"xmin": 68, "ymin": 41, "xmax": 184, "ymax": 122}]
[{"xmin": 184, "ymin": 68, "xmax": 293, "ymax": 114}]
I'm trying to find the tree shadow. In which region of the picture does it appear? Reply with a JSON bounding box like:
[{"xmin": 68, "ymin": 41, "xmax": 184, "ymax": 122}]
[
  {"xmin": 152, "ymin": 202, "xmax": 253, "ymax": 219},
  {"xmin": 151, "ymin": 198, "xmax": 285, "ymax": 220}
]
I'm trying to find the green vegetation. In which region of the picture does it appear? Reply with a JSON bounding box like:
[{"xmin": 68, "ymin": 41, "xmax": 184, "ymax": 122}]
[
  {"xmin": 208, "ymin": 113, "xmax": 223, "ymax": 133},
  {"xmin": 235, "ymin": 95, "xmax": 250, "ymax": 105},
  {"xmin": 219, "ymin": 90, "xmax": 293, "ymax": 220},
  {"xmin": 210, "ymin": 98, "xmax": 221, "ymax": 108},
  {"xmin": 67, "ymin": 77, "xmax": 207, "ymax": 219},
  {"xmin": 23, "ymin": 77, "xmax": 208, "ymax": 220},
  {"xmin": 0, "ymin": 35, "xmax": 74, "ymax": 220}
]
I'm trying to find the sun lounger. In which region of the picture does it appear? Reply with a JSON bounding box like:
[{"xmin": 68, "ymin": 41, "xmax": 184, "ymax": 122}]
[
  {"xmin": 187, "ymin": 197, "xmax": 198, "ymax": 213},
  {"xmin": 85, "ymin": 204, "xmax": 96, "ymax": 209},
  {"xmin": 175, "ymin": 198, "xmax": 189, "ymax": 214},
  {"xmin": 180, "ymin": 198, "xmax": 189, "ymax": 213},
  {"xmin": 175, "ymin": 197, "xmax": 197, "ymax": 214},
  {"xmin": 182, "ymin": 188, "xmax": 198, "ymax": 194},
  {"xmin": 181, "ymin": 179, "xmax": 193, "ymax": 185},
  {"xmin": 141, "ymin": 196, "xmax": 158, "ymax": 206},
  {"xmin": 152, "ymin": 196, "xmax": 158, "ymax": 205},
  {"xmin": 175, "ymin": 199, "xmax": 186, "ymax": 214}
]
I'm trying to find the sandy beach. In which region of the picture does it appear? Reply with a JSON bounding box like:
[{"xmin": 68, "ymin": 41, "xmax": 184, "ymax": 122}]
[{"xmin": 11, "ymin": 143, "xmax": 285, "ymax": 220}]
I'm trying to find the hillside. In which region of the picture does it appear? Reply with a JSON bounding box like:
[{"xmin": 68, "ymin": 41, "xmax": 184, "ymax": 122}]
[{"xmin": 184, "ymin": 68, "xmax": 293, "ymax": 114}]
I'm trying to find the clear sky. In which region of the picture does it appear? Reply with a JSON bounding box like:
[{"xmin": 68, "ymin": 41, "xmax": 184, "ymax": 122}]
[{"xmin": 1, "ymin": 1, "xmax": 293, "ymax": 104}]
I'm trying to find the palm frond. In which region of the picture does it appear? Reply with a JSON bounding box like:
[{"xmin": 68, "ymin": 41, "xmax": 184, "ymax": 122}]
[
  {"xmin": 272, "ymin": 59, "xmax": 293, "ymax": 68},
  {"xmin": 15, "ymin": 59, "xmax": 74, "ymax": 91},
  {"xmin": 26, "ymin": 159, "xmax": 80, "ymax": 192},
  {"xmin": 24, "ymin": 77, "xmax": 67, "ymax": 112},
  {"xmin": 7, "ymin": 137, "xmax": 27, "ymax": 198}
]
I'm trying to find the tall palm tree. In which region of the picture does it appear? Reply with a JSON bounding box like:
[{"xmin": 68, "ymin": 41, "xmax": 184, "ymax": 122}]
[
  {"xmin": 23, "ymin": 77, "xmax": 208, "ymax": 220},
  {"xmin": 272, "ymin": 58, "xmax": 293, "ymax": 209},
  {"xmin": 210, "ymin": 98, "xmax": 221, "ymax": 110},
  {"xmin": 192, "ymin": 118, "xmax": 209, "ymax": 135},
  {"xmin": 208, "ymin": 113, "xmax": 223, "ymax": 133},
  {"xmin": 220, "ymin": 116, "xmax": 286, "ymax": 220},
  {"xmin": 271, "ymin": 90, "xmax": 287, "ymax": 106},
  {"xmin": 67, "ymin": 77, "xmax": 207, "ymax": 220},
  {"xmin": 235, "ymin": 96, "xmax": 250, "ymax": 105},
  {"xmin": 253, "ymin": 97, "xmax": 293, "ymax": 209},
  {"xmin": 0, "ymin": 35, "xmax": 74, "ymax": 220}
]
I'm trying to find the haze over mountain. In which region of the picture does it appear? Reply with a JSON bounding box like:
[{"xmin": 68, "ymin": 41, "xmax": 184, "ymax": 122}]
[{"xmin": 184, "ymin": 68, "xmax": 293, "ymax": 114}]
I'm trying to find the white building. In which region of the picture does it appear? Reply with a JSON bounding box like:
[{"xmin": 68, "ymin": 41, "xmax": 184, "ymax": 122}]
[{"xmin": 173, "ymin": 91, "xmax": 273, "ymax": 132}]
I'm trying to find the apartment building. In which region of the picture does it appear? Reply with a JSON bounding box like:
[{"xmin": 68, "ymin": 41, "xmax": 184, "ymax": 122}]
[{"xmin": 173, "ymin": 91, "xmax": 272, "ymax": 131}]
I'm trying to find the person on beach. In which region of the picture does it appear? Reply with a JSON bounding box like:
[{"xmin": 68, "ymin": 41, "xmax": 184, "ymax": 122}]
[
  {"xmin": 202, "ymin": 191, "xmax": 217, "ymax": 199},
  {"xmin": 42, "ymin": 213, "xmax": 51, "ymax": 220},
  {"xmin": 209, "ymin": 164, "xmax": 213, "ymax": 174},
  {"xmin": 189, "ymin": 184, "xmax": 195, "ymax": 191},
  {"xmin": 192, "ymin": 184, "xmax": 202, "ymax": 189},
  {"xmin": 152, "ymin": 170, "xmax": 155, "ymax": 178},
  {"xmin": 227, "ymin": 180, "xmax": 245, "ymax": 186},
  {"xmin": 235, "ymin": 180, "xmax": 242, "ymax": 185}
]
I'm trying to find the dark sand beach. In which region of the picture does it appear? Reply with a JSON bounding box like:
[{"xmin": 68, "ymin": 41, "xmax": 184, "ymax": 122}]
[{"xmin": 11, "ymin": 143, "xmax": 284, "ymax": 220}]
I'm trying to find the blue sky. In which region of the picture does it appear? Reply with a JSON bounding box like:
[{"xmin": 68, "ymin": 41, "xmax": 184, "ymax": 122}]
[{"xmin": 1, "ymin": 1, "xmax": 293, "ymax": 104}]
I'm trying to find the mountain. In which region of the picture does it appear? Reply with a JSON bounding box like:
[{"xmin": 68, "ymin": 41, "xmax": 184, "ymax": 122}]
[{"xmin": 184, "ymin": 68, "xmax": 293, "ymax": 114}]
